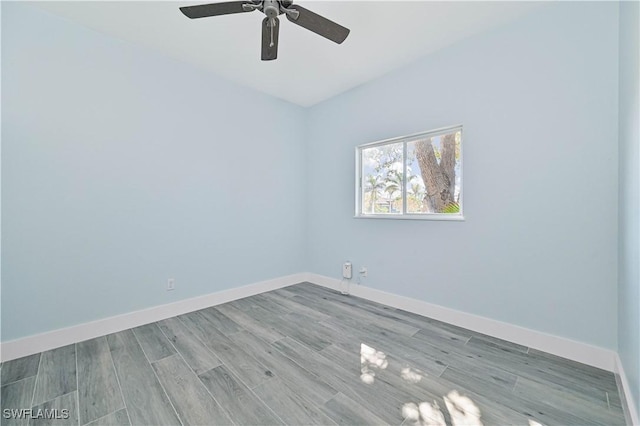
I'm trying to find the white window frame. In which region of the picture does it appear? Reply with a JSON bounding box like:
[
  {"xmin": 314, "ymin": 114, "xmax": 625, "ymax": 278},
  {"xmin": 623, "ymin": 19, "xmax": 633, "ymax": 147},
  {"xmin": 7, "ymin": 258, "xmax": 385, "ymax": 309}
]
[{"xmin": 355, "ymin": 125, "xmax": 464, "ymax": 221}]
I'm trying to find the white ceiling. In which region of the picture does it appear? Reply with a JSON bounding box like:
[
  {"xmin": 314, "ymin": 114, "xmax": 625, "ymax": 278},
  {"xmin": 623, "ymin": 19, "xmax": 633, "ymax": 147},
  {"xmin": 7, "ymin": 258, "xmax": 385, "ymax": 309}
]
[{"xmin": 32, "ymin": 1, "xmax": 542, "ymax": 107}]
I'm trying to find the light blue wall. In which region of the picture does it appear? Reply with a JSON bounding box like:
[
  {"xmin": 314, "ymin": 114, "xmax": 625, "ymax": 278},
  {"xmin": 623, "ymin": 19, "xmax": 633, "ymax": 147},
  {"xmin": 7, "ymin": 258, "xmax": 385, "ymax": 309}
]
[
  {"xmin": 1, "ymin": 3, "xmax": 307, "ymax": 341},
  {"xmin": 0, "ymin": 1, "xmax": 626, "ymax": 357},
  {"xmin": 307, "ymin": 2, "xmax": 619, "ymax": 349},
  {"xmin": 618, "ymin": 0, "xmax": 640, "ymax": 413}
]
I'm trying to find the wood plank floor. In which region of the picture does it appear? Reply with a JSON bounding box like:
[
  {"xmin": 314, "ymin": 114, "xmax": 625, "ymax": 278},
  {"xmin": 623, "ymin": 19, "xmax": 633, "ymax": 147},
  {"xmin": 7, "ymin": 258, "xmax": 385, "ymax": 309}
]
[{"xmin": 0, "ymin": 282, "xmax": 627, "ymax": 425}]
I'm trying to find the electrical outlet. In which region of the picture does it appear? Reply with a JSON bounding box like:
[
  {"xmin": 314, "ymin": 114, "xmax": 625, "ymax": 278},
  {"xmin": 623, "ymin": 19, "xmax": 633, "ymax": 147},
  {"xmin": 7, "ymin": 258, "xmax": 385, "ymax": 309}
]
[
  {"xmin": 359, "ymin": 267, "xmax": 368, "ymax": 278},
  {"xmin": 167, "ymin": 278, "xmax": 175, "ymax": 291}
]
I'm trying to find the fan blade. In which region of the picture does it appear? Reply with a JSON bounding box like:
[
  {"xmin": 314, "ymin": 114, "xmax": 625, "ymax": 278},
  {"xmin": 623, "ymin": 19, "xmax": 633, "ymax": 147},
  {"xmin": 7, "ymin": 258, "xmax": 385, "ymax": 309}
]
[
  {"xmin": 261, "ymin": 17, "xmax": 279, "ymax": 61},
  {"xmin": 180, "ymin": 1, "xmax": 254, "ymax": 19},
  {"xmin": 285, "ymin": 5, "xmax": 349, "ymax": 44}
]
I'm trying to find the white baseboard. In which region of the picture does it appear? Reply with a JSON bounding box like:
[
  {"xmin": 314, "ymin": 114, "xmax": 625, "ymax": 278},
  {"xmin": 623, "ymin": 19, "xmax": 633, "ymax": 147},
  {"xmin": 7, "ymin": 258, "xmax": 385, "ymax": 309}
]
[
  {"xmin": 306, "ymin": 273, "xmax": 617, "ymax": 372},
  {"xmin": 2, "ymin": 272, "xmax": 634, "ymax": 420},
  {"xmin": 0, "ymin": 273, "xmax": 306, "ymax": 362},
  {"xmin": 614, "ymin": 353, "xmax": 640, "ymax": 426},
  {"xmin": 0, "ymin": 271, "xmax": 620, "ymax": 376}
]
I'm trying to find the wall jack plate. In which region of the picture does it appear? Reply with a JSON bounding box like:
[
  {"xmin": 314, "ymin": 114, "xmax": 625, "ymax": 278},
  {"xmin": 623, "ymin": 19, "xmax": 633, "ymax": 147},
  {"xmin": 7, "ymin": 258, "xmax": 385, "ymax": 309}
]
[{"xmin": 343, "ymin": 262, "xmax": 352, "ymax": 279}]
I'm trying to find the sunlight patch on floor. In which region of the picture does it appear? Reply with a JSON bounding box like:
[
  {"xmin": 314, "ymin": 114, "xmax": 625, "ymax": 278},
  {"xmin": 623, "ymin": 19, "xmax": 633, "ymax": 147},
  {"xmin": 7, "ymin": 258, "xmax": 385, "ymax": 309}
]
[
  {"xmin": 403, "ymin": 390, "xmax": 485, "ymax": 426},
  {"xmin": 401, "ymin": 366, "xmax": 423, "ymax": 384},
  {"xmin": 360, "ymin": 343, "xmax": 388, "ymax": 384}
]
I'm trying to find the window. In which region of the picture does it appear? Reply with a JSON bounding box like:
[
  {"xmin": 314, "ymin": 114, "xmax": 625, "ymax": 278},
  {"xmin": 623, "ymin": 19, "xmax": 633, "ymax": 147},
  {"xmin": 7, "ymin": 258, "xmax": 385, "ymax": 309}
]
[{"xmin": 356, "ymin": 125, "xmax": 463, "ymax": 220}]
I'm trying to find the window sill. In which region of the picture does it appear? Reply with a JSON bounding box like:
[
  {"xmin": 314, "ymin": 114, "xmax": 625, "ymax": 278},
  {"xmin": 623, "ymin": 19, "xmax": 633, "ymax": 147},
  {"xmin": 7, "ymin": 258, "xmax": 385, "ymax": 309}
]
[{"xmin": 354, "ymin": 214, "xmax": 465, "ymax": 221}]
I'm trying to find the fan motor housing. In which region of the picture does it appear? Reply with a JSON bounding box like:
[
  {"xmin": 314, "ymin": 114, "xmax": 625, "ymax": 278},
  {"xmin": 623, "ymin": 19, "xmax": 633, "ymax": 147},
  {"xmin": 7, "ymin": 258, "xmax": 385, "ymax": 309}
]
[{"xmin": 263, "ymin": 0, "xmax": 279, "ymax": 18}]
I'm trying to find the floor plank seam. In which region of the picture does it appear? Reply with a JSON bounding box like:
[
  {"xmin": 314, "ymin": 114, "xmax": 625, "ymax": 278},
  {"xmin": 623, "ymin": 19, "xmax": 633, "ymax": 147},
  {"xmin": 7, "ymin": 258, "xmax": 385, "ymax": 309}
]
[
  {"xmin": 139, "ymin": 325, "xmax": 186, "ymax": 426},
  {"xmin": 173, "ymin": 314, "xmax": 226, "ymax": 368},
  {"xmin": 172, "ymin": 315, "xmax": 279, "ymax": 425},
  {"xmin": 511, "ymin": 375, "xmax": 519, "ymax": 392},
  {"xmin": 268, "ymin": 339, "xmax": 328, "ymax": 385},
  {"xmin": 28, "ymin": 351, "xmax": 42, "ymax": 411},
  {"xmin": 1, "ymin": 376, "xmax": 37, "ymax": 390},
  {"xmin": 156, "ymin": 314, "xmax": 275, "ymax": 425},
  {"xmin": 84, "ymin": 410, "xmax": 121, "ymax": 426},
  {"xmin": 241, "ymin": 373, "xmax": 288, "ymax": 425},
  {"xmin": 106, "ymin": 336, "xmax": 135, "ymax": 426},
  {"xmin": 167, "ymin": 357, "xmax": 232, "ymax": 426},
  {"xmin": 75, "ymin": 343, "xmax": 80, "ymax": 426},
  {"xmin": 437, "ymin": 365, "xmax": 449, "ymax": 378},
  {"xmin": 1, "ymin": 376, "xmax": 33, "ymax": 390}
]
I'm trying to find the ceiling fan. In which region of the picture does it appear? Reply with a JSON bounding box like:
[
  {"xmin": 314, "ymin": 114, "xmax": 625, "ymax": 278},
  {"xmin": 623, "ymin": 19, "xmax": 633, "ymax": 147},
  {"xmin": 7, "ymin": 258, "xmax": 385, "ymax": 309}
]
[{"xmin": 179, "ymin": 0, "xmax": 350, "ymax": 61}]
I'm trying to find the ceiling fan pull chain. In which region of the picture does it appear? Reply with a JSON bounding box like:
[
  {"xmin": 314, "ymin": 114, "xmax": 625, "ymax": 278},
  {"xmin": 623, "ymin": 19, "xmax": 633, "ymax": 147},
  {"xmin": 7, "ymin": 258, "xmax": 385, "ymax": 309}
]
[{"xmin": 270, "ymin": 18, "xmax": 275, "ymax": 47}]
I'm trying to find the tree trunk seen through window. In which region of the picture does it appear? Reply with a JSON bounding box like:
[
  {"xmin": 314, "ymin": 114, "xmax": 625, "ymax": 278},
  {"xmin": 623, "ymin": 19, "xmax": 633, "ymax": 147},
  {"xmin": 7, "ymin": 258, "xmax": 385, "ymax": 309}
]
[{"xmin": 415, "ymin": 134, "xmax": 456, "ymax": 213}]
